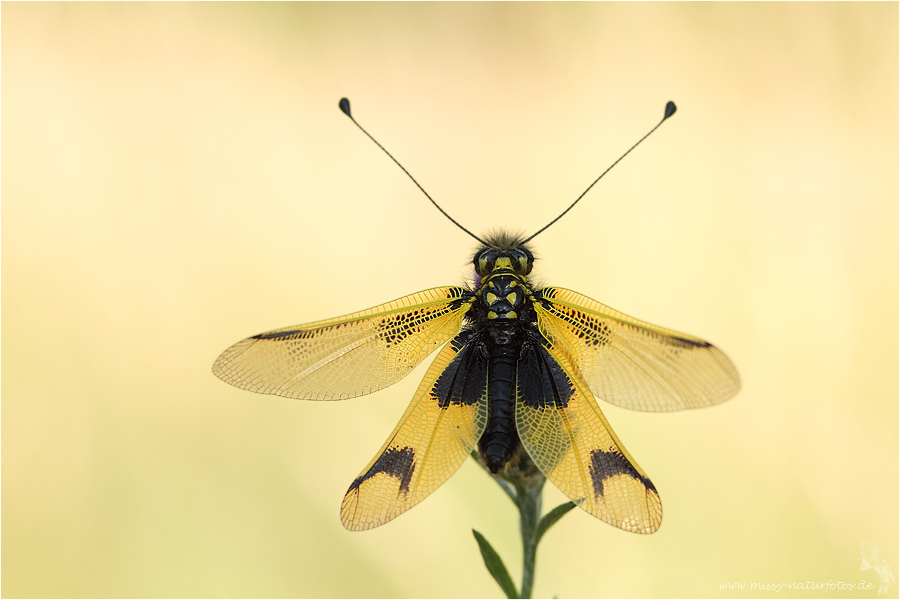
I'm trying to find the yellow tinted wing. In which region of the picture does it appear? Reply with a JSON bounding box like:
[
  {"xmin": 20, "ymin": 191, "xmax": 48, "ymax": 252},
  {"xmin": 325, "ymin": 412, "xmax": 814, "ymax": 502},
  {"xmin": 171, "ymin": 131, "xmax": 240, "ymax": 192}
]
[
  {"xmin": 535, "ymin": 287, "xmax": 740, "ymax": 412},
  {"xmin": 212, "ymin": 287, "xmax": 470, "ymax": 400},
  {"xmin": 516, "ymin": 341, "xmax": 662, "ymax": 533},
  {"xmin": 341, "ymin": 334, "xmax": 488, "ymax": 530}
]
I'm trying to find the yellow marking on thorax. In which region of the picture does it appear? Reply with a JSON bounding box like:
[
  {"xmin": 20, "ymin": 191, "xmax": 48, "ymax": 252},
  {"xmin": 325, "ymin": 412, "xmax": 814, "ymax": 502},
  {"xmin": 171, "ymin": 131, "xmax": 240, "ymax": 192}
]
[{"xmin": 486, "ymin": 292, "xmax": 497, "ymax": 305}]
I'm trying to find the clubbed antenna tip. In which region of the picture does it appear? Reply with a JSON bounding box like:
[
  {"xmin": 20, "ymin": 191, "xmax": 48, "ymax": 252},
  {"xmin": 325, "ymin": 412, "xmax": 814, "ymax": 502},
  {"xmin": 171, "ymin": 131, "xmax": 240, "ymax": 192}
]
[
  {"xmin": 339, "ymin": 97, "xmax": 352, "ymax": 117},
  {"xmin": 522, "ymin": 99, "xmax": 679, "ymax": 243},
  {"xmin": 664, "ymin": 101, "xmax": 677, "ymax": 120}
]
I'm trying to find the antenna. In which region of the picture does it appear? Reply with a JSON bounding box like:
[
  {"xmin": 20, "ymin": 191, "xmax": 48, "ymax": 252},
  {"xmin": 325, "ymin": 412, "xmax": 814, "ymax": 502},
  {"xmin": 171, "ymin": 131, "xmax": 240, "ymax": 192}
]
[
  {"xmin": 522, "ymin": 101, "xmax": 677, "ymax": 244},
  {"xmin": 338, "ymin": 98, "xmax": 487, "ymax": 245}
]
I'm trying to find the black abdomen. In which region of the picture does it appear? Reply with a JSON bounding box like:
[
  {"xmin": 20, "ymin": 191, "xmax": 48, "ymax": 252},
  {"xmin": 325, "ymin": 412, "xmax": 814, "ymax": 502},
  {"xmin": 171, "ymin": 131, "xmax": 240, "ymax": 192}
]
[
  {"xmin": 477, "ymin": 322, "xmax": 525, "ymax": 474},
  {"xmin": 479, "ymin": 353, "xmax": 519, "ymax": 473}
]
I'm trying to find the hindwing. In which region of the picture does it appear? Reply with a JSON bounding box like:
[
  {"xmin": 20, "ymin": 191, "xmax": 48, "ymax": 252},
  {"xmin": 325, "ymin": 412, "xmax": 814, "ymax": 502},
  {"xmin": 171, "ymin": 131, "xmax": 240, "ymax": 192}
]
[
  {"xmin": 516, "ymin": 337, "xmax": 662, "ymax": 534},
  {"xmin": 213, "ymin": 287, "xmax": 471, "ymax": 400},
  {"xmin": 534, "ymin": 287, "xmax": 740, "ymax": 412},
  {"xmin": 341, "ymin": 330, "xmax": 489, "ymax": 530}
]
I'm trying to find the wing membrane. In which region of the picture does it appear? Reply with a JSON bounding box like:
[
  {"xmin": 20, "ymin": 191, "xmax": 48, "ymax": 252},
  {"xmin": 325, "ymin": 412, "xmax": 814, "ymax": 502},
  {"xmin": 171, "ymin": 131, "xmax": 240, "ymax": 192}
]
[
  {"xmin": 341, "ymin": 332, "xmax": 488, "ymax": 530},
  {"xmin": 213, "ymin": 287, "xmax": 470, "ymax": 400},
  {"xmin": 535, "ymin": 287, "xmax": 740, "ymax": 412},
  {"xmin": 516, "ymin": 340, "xmax": 662, "ymax": 534}
]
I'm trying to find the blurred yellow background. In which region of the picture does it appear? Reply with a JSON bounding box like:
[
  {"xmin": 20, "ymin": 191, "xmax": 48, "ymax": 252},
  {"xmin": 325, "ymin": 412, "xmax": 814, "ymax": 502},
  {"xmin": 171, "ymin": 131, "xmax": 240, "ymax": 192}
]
[{"xmin": 3, "ymin": 3, "xmax": 897, "ymax": 598}]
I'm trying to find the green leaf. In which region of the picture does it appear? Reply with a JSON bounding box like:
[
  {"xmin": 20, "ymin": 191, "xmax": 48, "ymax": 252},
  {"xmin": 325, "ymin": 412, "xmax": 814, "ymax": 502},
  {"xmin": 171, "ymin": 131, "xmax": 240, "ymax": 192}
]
[
  {"xmin": 535, "ymin": 501, "xmax": 578, "ymax": 545},
  {"xmin": 472, "ymin": 529, "xmax": 519, "ymax": 599}
]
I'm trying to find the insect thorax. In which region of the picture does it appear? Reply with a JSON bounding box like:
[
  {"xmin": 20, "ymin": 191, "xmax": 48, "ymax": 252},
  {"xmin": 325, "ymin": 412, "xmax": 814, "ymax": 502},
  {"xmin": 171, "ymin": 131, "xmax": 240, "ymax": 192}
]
[{"xmin": 472, "ymin": 235, "xmax": 535, "ymax": 322}]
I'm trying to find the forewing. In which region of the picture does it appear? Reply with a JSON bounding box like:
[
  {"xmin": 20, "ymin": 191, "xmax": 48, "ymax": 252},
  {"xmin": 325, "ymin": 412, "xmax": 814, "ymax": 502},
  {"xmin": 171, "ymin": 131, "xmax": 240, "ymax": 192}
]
[
  {"xmin": 341, "ymin": 331, "xmax": 488, "ymax": 530},
  {"xmin": 516, "ymin": 340, "xmax": 662, "ymax": 534},
  {"xmin": 213, "ymin": 287, "xmax": 470, "ymax": 400},
  {"xmin": 535, "ymin": 287, "xmax": 740, "ymax": 412}
]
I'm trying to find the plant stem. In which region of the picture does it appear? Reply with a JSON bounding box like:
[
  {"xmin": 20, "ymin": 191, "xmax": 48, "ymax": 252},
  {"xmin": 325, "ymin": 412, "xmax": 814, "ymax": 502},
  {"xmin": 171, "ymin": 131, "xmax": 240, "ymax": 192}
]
[
  {"xmin": 517, "ymin": 478, "xmax": 542, "ymax": 598},
  {"xmin": 497, "ymin": 451, "xmax": 546, "ymax": 599},
  {"xmin": 473, "ymin": 449, "xmax": 579, "ymax": 599}
]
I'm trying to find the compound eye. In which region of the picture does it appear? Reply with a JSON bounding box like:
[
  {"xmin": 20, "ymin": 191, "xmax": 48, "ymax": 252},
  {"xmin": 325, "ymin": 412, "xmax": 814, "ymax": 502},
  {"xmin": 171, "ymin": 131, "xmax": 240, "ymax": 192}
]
[
  {"xmin": 518, "ymin": 255, "xmax": 528, "ymax": 273},
  {"xmin": 474, "ymin": 248, "xmax": 494, "ymax": 276},
  {"xmin": 515, "ymin": 246, "xmax": 534, "ymax": 274},
  {"xmin": 473, "ymin": 248, "xmax": 486, "ymax": 266}
]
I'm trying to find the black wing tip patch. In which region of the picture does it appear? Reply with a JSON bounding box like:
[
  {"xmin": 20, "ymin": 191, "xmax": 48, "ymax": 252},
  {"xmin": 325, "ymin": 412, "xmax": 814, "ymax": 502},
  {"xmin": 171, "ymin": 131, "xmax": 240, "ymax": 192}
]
[
  {"xmin": 588, "ymin": 448, "xmax": 656, "ymax": 498},
  {"xmin": 347, "ymin": 446, "xmax": 417, "ymax": 495}
]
